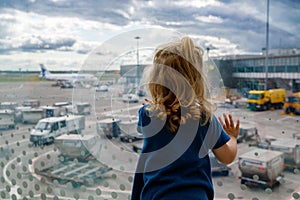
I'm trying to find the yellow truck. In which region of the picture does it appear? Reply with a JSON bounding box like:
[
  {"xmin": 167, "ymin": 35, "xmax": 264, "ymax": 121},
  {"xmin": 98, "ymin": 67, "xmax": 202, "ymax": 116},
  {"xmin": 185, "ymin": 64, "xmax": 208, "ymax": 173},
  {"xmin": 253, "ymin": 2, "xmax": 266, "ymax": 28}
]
[
  {"xmin": 284, "ymin": 92, "xmax": 300, "ymax": 115},
  {"xmin": 247, "ymin": 89, "xmax": 286, "ymax": 111}
]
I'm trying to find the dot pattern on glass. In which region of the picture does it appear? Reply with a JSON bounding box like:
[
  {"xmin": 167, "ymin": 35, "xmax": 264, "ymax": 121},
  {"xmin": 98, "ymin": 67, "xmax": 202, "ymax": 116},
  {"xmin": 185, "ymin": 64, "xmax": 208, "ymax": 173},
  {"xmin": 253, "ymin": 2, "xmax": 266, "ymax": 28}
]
[
  {"xmin": 293, "ymin": 192, "xmax": 300, "ymax": 199},
  {"xmin": 0, "ymin": 27, "xmax": 299, "ymax": 200}
]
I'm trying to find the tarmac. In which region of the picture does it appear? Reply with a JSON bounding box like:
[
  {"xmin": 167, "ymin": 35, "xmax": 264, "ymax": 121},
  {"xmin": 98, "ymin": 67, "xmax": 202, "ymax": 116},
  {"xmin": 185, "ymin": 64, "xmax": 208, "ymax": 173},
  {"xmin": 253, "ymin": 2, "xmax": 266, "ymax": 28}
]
[{"xmin": 0, "ymin": 80, "xmax": 300, "ymax": 200}]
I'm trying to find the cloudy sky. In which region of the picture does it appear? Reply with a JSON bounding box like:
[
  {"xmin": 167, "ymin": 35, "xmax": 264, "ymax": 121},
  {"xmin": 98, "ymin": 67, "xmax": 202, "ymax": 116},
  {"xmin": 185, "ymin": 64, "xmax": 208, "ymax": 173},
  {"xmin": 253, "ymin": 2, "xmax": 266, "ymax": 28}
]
[{"xmin": 0, "ymin": 0, "xmax": 299, "ymax": 71}]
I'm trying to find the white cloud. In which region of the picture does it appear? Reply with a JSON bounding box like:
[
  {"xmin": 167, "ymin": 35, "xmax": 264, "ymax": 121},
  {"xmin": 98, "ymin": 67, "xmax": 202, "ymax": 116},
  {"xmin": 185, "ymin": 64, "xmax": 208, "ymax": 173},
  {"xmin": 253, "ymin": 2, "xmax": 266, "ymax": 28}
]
[
  {"xmin": 0, "ymin": 13, "xmax": 15, "ymax": 22},
  {"xmin": 72, "ymin": 40, "xmax": 99, "ymax": 54},
  {"xmin": 191, "ymin": 34, "xmax": 244, "ymax": 56},
  {"xmin": 173, "ymin": 0, "xmax": 224, "ymax": 8},
  {"xmin": 50, "ymin": 0, "xmax": 67, "ymax": 2},
  {"xmin": 0, "ymin": 9, "xmax": 124, "ymax": 53},
  {"xmin": 113, "ymin": 9, "xmax": 131, "ymax": 19},
  {"xmin": 0, "ymin": 0, "xmax": 299, "ymax": 71},
  {"xmin": 195, "ymin": 15, "xmax": 224, "ymax": 23}
]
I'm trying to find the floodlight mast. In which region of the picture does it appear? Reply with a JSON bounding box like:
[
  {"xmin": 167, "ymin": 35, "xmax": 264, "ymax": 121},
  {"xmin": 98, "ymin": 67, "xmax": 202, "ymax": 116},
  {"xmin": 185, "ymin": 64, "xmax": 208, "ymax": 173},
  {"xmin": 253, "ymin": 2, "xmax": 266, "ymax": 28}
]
[
  {"xmin": 135, "ymin": 36, "xmax": 140, "ymax": 86},
  {"xmin": 264, "ymin": 0, "xmax": 270, "ymax": 90}
]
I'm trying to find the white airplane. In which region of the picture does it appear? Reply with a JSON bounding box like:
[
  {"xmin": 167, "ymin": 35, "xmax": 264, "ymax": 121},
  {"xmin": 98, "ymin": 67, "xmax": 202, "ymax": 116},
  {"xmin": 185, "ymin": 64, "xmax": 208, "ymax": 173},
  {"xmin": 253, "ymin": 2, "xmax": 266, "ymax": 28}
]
[{"xmin": 39, "ymin": 64, "xmax": 98, "ymax": 87}]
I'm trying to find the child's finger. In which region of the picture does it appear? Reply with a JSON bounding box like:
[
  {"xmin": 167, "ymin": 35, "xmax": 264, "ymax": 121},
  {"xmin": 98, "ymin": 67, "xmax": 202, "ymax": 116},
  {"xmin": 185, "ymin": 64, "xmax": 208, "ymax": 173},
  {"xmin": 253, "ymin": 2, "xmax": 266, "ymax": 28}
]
[
  {"xmin": 223, "ymin": 113, "xmax": 230, "ymax": 127},
  {"xmin": 235, "ymin": 119, "xmax": 240, "ymax": 130},
  {"xmin": 229, "ymin": 114, "xmax": 234, "ymax": 127}
]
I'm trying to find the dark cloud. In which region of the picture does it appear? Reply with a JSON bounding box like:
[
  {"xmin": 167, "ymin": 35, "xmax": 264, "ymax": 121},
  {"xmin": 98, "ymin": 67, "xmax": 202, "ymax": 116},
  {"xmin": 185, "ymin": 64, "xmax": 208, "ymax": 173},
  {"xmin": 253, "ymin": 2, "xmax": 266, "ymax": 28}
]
[
  {"xmin": 1, "ymin": 35, "xmax": 76, "ymax": 53},
  {"xmin": 128, "ymin": 0, "xmax": 299, "ymax": 52},
  {"xmin": 0, "ymin": 0, "xmax": 299, "ymax": 55},
  {"xmin": 29, "ymin": 37, "xmax": 74, "ymax": 51},
  {"xmin": 0, "ymin": 0, "xmax": 133, "ymax": 25}
]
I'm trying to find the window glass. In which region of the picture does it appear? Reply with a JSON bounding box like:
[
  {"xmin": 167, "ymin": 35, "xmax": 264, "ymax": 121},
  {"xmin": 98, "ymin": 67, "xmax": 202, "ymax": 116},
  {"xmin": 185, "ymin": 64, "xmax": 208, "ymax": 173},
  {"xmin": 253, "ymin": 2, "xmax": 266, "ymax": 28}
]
[
  {"xmin": 1, "ymin": 1, "xmax": 299, "ymax": 200},
  {"xmin": 60, "ymin": 120, "xmax": 66, "ymax": 128},
  {"xmin": 52, "ymin": 122, "xmax": 59, "ymax": 131}
]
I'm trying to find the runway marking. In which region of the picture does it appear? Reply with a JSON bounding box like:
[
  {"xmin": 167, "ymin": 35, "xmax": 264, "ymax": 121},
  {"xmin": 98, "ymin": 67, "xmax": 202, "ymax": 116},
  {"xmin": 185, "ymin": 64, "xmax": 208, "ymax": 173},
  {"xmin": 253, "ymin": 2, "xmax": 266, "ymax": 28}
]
[
  {"xmin": 96, "ymin": 104, "xmax": 141, "ymax": 118},
  {"xmin": 277, "ymin": 116, "xmax": 293, "ymax": 122},
  {"xmin": 3, "ymin": 156, "xmax": 22, "ymax": 199},
  {"xmin": 0, "ymin": 139, "xmax": 28, "ymax": 149},
  {"xmin": 29, "ymin": 150, "xmax": 55, "ymax": 181},
  {"xmin": 30, "ymin": 149, "xmax": 132, "ymax": 195},
  {"xmin": 18, "ymin": 84, "xmax": 24, "ymax": 89},
  {"xmin": 28, "ymin": 194, "xmax": 112, "ymax": 199},
  {"xmin": 88, "ymin": 185, "xmax": 132, "ymax": 194}
]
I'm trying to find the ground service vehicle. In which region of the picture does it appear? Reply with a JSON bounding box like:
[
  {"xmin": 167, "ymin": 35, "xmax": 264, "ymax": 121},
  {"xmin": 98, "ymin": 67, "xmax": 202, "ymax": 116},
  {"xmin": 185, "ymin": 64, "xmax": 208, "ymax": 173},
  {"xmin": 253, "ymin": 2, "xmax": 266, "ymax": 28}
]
[
  {"xmin": 269, "ymin": 138, "xmax": 300, "ymax": 170},
  {"xmin": 55, "ymin": 134, "xmax": 98, "ymax": 160},
  {"xmin": 63, "ymin": 103, "xmax": 91, "ymax": 115},
  {"xmin": 0, "ymin": 109, "xmax": 15, "ymax": 129},
  {"xmin": 22, "ymin": 99, "xmax": 40, "ymax": 108},
  {"xmin": 20, "ymin": 107, "xmax": 44, "ymax": 124},
  {"xmin": 237, "ymin": 123, "xmax": 258, "ymax": 143},
  {"xmin": 239, "ymin": 148, "xmax": 284, "ymax": 188},
  {"xmin": 249, "ymin": 137, "xmax": 300, "ymax": 170},
  {"xmin": 284, "ymin": 92, "xmax": 300, "ymax": 114},
  {"xmin": 0, "ymin": 102, "xmax": 18, "ymax": 110},
  {"xmin": 30, "ymin": 115, "xmax": 85, "ymax": 145},
  {"xmin": 75, "ymin": 102, "xmax": 91, "ymax": 115},
  {"xmin": 119, "ymin": 119, "xmax": 143, "ymax": 143},
  {"xmin": 42, "ymin": 106, "xmax": 60, "ymax": 117},
  {"xmin": 97, "ymin": 118, "xmax": 121, "ymax": 139},
  {"xmin": 52, "ymin": 101, "xmax": 72, "ymax": 116},
  {"xmin": 36, "ymin": 134, "xmax": 111, "ymax": 187},
  {"xmin": 247, "ymin": 89, "xmax": 286, "ymax": 111}
]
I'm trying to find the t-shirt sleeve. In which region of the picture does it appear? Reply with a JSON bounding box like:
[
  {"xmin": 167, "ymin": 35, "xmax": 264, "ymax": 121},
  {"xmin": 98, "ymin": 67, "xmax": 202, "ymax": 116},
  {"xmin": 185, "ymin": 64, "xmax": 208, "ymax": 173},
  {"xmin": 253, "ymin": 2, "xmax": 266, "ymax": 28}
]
[
  {"xmin": 198, "ymin": 114, "xmax": 231, "ymax": 158},
  {"xmin": 137, "ymin": 105, "xmax": 151, "ymax": 133}
]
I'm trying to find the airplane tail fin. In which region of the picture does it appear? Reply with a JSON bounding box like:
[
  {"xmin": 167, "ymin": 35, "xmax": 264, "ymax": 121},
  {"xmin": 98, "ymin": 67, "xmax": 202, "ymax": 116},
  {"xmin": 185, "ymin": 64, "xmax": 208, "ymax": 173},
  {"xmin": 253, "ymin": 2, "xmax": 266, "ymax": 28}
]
[{"xmin": 40, "ymin": 64, "xmax": 50, "ymax": 78}]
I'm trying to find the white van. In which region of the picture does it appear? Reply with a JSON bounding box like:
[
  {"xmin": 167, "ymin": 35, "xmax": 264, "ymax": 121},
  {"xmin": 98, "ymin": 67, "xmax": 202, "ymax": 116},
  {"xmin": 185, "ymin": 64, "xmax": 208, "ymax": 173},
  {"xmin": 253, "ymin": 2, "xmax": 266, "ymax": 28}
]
[{"xmin": 30, "ymin": 115, "xmax": 85, "ymax": 145}]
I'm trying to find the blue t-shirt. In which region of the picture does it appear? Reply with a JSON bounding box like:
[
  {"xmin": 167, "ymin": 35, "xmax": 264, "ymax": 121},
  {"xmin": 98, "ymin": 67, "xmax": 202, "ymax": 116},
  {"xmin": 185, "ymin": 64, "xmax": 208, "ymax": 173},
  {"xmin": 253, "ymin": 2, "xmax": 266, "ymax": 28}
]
[{"xmin": 131, "ymin": 105, "xmax": 230, "ymax": 200}]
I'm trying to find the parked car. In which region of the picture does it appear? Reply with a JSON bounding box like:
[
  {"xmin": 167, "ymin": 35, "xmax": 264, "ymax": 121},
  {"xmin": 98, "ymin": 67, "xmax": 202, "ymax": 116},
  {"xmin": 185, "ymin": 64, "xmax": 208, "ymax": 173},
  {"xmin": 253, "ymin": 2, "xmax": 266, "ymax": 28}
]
[
  {"xmin": 122, "ymin": 93, "xmax": 139, "ymax": 103},
  {"xmin": 120, "ymin": 132, "xmax": 143, "ymax": 143},
  {"xmin": 137, "ymin": 88, "xmax": 146, "ymax": 97},
  {"xmin": 96, "ymin": 85, "xmax": 108, "ymax": 92},
  {"xmin": 60, "ymin": 81, "xmax": 74, "ymax": 88},
  {"xmin": 132, "ymin": 140, "xmax": 143, "ymax": 153}
]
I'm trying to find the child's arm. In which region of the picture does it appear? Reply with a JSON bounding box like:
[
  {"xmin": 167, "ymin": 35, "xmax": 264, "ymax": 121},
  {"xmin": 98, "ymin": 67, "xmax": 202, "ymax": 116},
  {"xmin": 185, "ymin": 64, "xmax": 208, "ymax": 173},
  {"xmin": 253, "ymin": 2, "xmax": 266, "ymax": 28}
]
[{"xmin": 212, "ymin": 114, "xmax": 240, "ymax": 164}]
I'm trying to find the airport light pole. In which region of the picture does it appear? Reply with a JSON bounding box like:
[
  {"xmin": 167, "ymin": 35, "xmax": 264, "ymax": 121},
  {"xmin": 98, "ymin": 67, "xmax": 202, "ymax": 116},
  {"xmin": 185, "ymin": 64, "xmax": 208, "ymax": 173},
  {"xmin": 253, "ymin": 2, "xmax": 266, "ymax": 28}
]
[
  {"xmin": 19, "ymin": 68, "xmax": 23, "ymax": 80},
  {"xmin": 135, "ymin": 36, "xmax": 140, "ymax": 86},
  {"xmin": 264, "ymin": 0, "xmax": 270, "ymax": 90}
]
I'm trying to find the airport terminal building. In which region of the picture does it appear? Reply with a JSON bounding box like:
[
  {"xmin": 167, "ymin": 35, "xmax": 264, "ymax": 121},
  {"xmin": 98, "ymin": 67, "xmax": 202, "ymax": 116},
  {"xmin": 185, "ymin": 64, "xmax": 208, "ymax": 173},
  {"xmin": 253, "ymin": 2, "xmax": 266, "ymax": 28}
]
[
  {"xmin": 214, "ymin": 48, "xmax": 300, "ymax": 96},
  {"xmin": 120, "ymin": 48, "xmax": 300, "ymax": 96}
]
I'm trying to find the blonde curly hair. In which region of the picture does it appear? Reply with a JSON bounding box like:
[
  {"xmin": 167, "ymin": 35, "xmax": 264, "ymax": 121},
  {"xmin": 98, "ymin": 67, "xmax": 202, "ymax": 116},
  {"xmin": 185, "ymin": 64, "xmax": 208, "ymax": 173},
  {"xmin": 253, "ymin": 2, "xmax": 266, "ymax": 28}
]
[{"xmin": 144, "ymin": 36, "xmax": 215, "ymax": 133}]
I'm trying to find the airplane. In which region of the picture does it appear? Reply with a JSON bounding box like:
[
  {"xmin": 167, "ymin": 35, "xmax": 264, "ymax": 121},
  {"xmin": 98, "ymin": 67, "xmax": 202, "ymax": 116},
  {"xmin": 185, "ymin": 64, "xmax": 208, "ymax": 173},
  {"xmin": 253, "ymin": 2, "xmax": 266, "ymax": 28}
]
[{"xmin": 39, "ymin": 64, "xmax": 98, "ymax": 87}]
